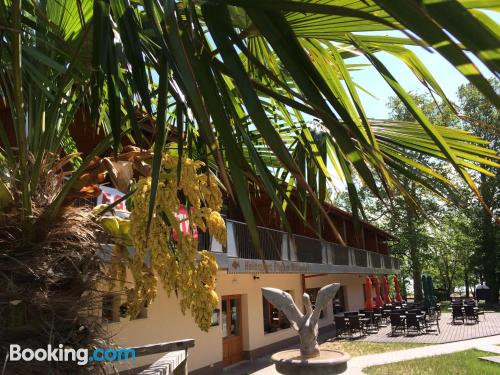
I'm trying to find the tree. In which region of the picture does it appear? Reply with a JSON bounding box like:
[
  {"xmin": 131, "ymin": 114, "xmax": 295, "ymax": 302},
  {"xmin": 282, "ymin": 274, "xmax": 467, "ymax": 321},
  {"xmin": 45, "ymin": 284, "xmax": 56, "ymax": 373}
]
[
  {"xmin": 383, "ymin": 94, "xmax": 454, "ymax": 302},
  {"xmin": 457, "ymin": 80, "xmax": 500, "ymax": 303},
  {"xmin": 0, "ymin": 1, "xmax": 499, "ymax": 373},
  {"xmin": 427, "ymin": 207, "xmax": 478, "ymax": 298}
]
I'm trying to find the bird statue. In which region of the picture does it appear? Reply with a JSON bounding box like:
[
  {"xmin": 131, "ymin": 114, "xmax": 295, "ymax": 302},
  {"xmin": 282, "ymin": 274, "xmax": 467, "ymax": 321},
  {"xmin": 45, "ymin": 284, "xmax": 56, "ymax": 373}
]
[{"xmin": 262, "ymin": 283, "xmax": 340, "ymax": 358}]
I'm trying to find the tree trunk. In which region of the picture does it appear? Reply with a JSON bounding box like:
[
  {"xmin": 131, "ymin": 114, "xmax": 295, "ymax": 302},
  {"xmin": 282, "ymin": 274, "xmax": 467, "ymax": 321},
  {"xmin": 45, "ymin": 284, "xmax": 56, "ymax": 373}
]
[
  {"xmin": 412, "ymin": 263, "xmax": 423, "ymax": 302},
  {"xmin": 405, "ymin": 193, "xmax": 424, "ymax": 303},
  {"xmin": 479, "ymin": 172, "xmax": 499, "ymax": 304},
  {"xmin": 464, "ymin": 266, "xmax": 470, "ymax": 298}
]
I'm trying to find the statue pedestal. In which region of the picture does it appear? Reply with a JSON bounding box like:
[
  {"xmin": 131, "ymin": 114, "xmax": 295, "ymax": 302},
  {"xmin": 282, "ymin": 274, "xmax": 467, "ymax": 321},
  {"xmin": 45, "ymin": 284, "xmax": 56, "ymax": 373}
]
[{"xmin": 271, "ymin": 349, "xmax": 350, "ymax": 375}]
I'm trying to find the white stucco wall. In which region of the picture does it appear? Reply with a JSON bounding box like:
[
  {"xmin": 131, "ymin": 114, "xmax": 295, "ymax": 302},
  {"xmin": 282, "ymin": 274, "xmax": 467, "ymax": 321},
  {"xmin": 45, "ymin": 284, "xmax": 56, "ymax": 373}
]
[
  {"xmin": 108, "ymin": 271, "xmax": 366, "ymax": 373},
  {"xmin": 108, "ymin": 271, "xmax": 303, "ymax": 372}
]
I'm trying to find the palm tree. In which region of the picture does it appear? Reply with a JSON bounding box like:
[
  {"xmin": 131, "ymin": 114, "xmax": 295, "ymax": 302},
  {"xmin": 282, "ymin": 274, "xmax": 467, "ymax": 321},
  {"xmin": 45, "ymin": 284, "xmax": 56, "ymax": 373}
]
[{"xmin": 0, "ymin": 0, "xmax": 498, "ymax": 372}]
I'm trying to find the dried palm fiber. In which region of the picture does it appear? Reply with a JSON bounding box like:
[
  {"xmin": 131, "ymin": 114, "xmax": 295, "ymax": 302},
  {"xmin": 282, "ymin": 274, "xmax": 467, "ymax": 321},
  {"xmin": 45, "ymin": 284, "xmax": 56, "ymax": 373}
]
[{"xmin": 0, "ymin": 190, "xmax": 109, "ymax": 374}]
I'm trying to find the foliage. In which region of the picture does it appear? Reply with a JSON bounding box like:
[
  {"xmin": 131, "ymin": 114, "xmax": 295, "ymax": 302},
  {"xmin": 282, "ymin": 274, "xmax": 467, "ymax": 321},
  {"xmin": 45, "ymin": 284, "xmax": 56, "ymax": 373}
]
[
  {"xmin": 457, "ymin": 79, "xmax": 500, "ymax": 302},
  {"xmin": 0, "ymin": 167, "xmax": 107, "ymax": 374},
  {"xmin": 98, "ymin": 151, "xmax": 225, "ymax": 331},
  {"xmin": 0, "ymin": 0, "xmax": 498, "ymax": 353},
  {"xmin": 365, "ymin": 349, "xmax": 500, "ymax": 375},
  {"xmin": 426, "ymin": 206, "xmax": 477, "ymax": 298},
  {"xmin": 1, "ymin": 0, "xmax": 499, "ymax": 241}
]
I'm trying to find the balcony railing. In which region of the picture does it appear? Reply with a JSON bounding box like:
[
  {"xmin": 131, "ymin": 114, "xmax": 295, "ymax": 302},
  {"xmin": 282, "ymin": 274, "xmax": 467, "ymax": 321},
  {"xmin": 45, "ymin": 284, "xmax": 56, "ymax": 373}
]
[
  {"xmin": 294, "ymin": 234, "xmax": 323, "ymax": 264},
  {"xmin": 219, "ymin": 219, "xmax": 400, "ymax": 272},
  {"xmin": 353, "ymin": 248, "xmax": 368, "ymax": 267},
  {"xmin": 231, "ymin": 221, "xmax": 283, "ymax": 260},
  {"xmin": 330, "ymin": 243, "xmax": 350, "ymax": 266},
  {"xmin": 371, "ymin": 252, "xmax": 382, "ymax": 268}
]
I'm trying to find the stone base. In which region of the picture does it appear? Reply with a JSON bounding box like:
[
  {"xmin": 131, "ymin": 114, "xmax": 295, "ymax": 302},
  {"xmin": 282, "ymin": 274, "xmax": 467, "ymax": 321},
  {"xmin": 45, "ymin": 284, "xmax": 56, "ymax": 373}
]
[{"xmin": 271, "ymin": 349, "xmax": 350, "ymax": 375}]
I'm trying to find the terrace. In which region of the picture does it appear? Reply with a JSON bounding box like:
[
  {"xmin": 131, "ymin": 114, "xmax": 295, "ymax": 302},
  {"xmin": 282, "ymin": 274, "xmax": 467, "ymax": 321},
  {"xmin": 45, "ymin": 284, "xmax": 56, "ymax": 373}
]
[{"xmin": 204, "ymin": 219, "xmax": 401, "ymax": 275}]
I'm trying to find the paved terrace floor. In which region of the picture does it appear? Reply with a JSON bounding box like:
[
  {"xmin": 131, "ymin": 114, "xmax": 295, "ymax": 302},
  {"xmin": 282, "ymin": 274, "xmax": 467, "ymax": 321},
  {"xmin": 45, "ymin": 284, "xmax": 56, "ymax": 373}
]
[
  {"xmin": 223, "ymin": 311, "xmax": 500, "ymax": 375},
  {"xmin": 356, "ymin": 311, "xmax": 500, "ymax": 344}
]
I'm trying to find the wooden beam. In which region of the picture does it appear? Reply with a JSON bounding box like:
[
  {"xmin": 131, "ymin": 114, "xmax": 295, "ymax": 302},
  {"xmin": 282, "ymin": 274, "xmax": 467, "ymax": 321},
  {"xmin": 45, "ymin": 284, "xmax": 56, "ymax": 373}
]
[{"xmin": 303, "ymin": 273, "xmax": 329, "ymax": 279}]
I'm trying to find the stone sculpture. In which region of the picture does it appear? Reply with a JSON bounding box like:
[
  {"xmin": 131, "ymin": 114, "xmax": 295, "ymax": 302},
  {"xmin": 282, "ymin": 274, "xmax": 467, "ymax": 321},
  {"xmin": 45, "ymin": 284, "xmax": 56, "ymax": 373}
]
[{"xmin": 262, "ymin": 283, "xmax": 340, "ymax": 358}]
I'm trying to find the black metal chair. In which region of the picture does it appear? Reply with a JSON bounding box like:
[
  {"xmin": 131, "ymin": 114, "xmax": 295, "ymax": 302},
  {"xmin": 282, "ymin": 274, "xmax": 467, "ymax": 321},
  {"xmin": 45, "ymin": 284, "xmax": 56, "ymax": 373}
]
[
  {"xmin": 334, "ymin": 315, "xmax": 348, "ymax": 338},
  {"xmin": 360, "ymin": 310, "xmax": 379, "ymax": 333},
  {"xmin": 375, "ymin": 307, "xmax": 389, "ymax": 325},
  {"xmin": 464, "ymin": 305, "xmax": 479, "ymax": 324},
  {"xmin": 452, "ymin": 305, "xmax": 465, "ymax": 324},
  {"xmin": 435, "ymin": 303, "xmax": 441, "ymax": 318},
  {"xmin": 389, "ymin": 313, "xmax": 405, "ymax": 336},
  {"xmin": 348, "ymin": 315, "xmax": 366, "ymax": 338},
  {"xmin": 406, "ymin": 313, "xmax": 424, "ymax": 335},
  {"xmin": 425, "ymin": 307, "xmax": 440, "ymax": 334}
]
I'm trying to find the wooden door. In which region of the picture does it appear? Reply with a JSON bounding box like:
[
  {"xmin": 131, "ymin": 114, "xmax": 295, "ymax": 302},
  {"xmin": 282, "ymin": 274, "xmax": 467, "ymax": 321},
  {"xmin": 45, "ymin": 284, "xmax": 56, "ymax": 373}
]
[{"xmin": 222, "ymin": 295, "xmax": 243, "ymax": 367}]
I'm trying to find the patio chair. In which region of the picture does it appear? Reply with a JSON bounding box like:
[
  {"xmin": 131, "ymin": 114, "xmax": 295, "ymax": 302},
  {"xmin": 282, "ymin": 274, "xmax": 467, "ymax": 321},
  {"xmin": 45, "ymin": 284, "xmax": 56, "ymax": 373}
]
[
  {"xmin": 434, "ymin": 303, "xmax": 442, "ymax": 318},
  {"xmin": 348, "ymin": 315, "xmax": 366, "ymax": 338},
  {"xmin": 389, "ymin": 313, "xmax": 405, "ymax": 336},
  {"xmin": 374, "ymin": 307, "xmax": 387, "ymax": 326},
  {"xmin": 360, "ymin": 310, "xmax": 379, "ymax": 333},
  {"xmin": 409, "ymin": 308, "xmax": 422, "ymax": 315},
  {"xmin": 464, "ymin": 305, "xmax": 479, "ymax": 324},
  {"xmin": 452, "ymin": 305, "xmax": 465, "ymax": 324},
  {"xmin": 334, "ymin": 315, "xmax": 348, "ymax": 338},
  {"xmin": 425, "ymin": 308, "xmax": 440, "ymax": 334},
  {"xmin": 406, "ymin": 313, "xmax": 424, "ymax": 335}
]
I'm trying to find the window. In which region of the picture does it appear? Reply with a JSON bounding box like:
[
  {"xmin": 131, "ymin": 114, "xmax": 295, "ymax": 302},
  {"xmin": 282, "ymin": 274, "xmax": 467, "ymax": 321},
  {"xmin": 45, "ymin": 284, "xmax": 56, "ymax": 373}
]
[
  {"xmin": 263, "ymin": 291, "xmax": 292, "ymax": 333},
  {"xmin": 102, "ymin": 294, "xmax": 120, "ymax": 322}
]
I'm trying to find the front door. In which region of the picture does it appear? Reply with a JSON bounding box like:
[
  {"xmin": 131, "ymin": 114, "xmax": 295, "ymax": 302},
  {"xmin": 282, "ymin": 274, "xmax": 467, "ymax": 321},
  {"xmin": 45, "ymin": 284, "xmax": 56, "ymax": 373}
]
[{"xmin": 222, "ymin": 295, "xmax": 243, "ymax": 367}]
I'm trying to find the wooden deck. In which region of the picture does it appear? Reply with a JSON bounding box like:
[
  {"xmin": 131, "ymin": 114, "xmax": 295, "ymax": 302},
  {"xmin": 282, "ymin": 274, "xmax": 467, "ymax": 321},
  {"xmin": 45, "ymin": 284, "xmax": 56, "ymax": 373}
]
[{"xmin": 354, "ymin": 312, "xmax": 500, "ymax": 344}]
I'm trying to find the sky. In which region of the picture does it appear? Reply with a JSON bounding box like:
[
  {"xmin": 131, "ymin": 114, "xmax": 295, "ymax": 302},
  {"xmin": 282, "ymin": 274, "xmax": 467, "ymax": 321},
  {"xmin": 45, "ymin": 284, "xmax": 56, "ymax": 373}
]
[
  {"xmin": 324, "ymin": 12, "xmax": 499, "ymax": 191},
  {"xmin": 349, "ymin": 16, "xmax": 498, "ymax": 119}
]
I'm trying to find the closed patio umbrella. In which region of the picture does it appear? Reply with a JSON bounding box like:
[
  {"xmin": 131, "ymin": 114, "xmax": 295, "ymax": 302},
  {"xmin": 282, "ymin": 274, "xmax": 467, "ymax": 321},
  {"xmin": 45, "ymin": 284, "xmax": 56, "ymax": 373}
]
[
  {"xmin": 374, "ymin": 277, "xmax": 384, "ymax": 307},
  {"xmin": 427, "ymin": 276, "xmax": 437, "ymax": 306},
  {"xmin": 422, "ymin": 275, "xmax": 430, "ymax": 307},
  {"xmin": 393, "ymin": 275, "xmax": 403, "ymax": 302},
  {"xmin": 383, "ymin": 275, "xmax": 391, "ymax": 304},
  {"xmin": 364, "ymin": 275, "xmax": 374, "ymax": 309}
]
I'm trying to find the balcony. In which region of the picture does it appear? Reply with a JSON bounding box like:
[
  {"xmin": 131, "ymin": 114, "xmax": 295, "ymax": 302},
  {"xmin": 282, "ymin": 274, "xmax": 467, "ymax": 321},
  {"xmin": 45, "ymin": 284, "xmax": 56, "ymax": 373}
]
[{"xmin": 207, "ymin": 220, "xmax": 400, "ymax": 275}]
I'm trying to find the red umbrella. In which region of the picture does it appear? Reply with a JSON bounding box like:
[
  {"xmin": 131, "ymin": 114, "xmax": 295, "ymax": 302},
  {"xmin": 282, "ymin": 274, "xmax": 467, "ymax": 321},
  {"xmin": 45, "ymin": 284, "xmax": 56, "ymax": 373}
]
[
  {"xmin": 393, "ymin": 275, "xmax": 403, "ymax": 302},
  {"xmin": 383, "ymin": 276, "xmax": 391, "ymax": 304},
  {"xmin": 373, "ymin": 277, "xmax": 384, "ymax": 307},
  {"xmin": 364, "ymin": 276, "xmax": 374, "ymax": 309}
]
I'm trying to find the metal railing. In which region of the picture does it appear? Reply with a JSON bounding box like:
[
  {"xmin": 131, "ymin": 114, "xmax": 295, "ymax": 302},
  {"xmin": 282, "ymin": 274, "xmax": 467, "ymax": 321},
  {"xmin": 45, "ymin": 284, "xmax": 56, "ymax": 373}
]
[
  {"xmin": 225, "ymin": 219, "xmax": 400, "ymax": 271},
  {"xmin": 197, "ymin": 231, "xmax": 212, "ymax": 251},
  {"xmin": 294, "ymin": 234, "xmax": 323, "ymax": 264},
  {"xmin": 393, "ymin": 258, "xmax": 401, "ymax": 270},
  {"xmin": 383, "ymin": 255, "xmax": 392, "ymax": 269},
  {"xmin": 331, "ymin": 243, "xmax": 350, "ymax": 265},
  {"xmin": 353, "ymin": 248, "xmax": 368, "ymax": 267},
  {"xmin": 232, "ymin": 221, "xmax": 283, "ymax": 260},
  {"xmin": 371, "ymin": 252, "xmax": 381, "ymax": 268}
]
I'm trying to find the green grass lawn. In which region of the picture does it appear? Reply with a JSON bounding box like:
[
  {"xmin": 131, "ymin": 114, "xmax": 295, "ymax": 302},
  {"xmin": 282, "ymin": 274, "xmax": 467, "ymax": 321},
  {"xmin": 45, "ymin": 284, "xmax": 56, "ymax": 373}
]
[
  {"xmin": 364, "ymin": 349, "xmax": 499, "ymax": 375},
  {"xmin": 320, "ymin": 341, "xmax": 428, "ymax": 357}
]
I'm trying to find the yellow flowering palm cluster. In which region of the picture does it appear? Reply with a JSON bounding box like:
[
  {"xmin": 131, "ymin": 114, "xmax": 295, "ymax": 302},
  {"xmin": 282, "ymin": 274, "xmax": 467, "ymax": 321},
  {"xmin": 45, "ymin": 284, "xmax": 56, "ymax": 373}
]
[{"xmin": 106, "ymin": 153, "xmax": 226, "ymax": 331}]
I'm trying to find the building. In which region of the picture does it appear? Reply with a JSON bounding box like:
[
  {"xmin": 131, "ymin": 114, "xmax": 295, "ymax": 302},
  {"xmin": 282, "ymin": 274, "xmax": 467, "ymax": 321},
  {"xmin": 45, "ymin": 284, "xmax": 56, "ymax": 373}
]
[{"xmin": 102, "ymin": 189, "xmax": 400, "ymax": 374}]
